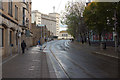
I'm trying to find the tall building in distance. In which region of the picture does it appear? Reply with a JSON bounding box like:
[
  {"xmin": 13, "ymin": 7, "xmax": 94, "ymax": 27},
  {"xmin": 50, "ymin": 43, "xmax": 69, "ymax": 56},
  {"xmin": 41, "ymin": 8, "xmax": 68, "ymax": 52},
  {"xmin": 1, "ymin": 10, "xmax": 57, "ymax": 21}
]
[
  {"xmin": 49, "ymin": 13, "xmax": 60, "ymax": 37},
  {"xmin": 31, "ymin": 10, "xmax": 60, "ymax": 37}
]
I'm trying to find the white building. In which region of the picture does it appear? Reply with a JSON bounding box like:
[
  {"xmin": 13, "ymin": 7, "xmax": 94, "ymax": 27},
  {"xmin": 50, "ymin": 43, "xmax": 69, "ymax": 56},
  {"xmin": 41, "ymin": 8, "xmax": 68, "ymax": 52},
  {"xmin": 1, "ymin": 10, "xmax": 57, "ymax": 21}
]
[
  {"xmin": 32, "ymin": 10, "xmax": 42, "ymax": 25},
  {"xmin": 58, "ymin": 30, "xmax": 73, "ymax": 39},
  {"xmin": 32, "ymin": 10, "xmax": 60, "ymax": 37},
  {"xmin": 49, "ymin": 13, "xmax": 60, "ymax": 36}
]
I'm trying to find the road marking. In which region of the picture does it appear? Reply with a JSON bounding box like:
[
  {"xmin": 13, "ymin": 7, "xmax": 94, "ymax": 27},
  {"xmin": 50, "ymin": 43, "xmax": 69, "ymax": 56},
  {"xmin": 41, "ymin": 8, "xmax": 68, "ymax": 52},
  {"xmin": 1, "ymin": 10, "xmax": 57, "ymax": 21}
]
[
  {"xmin": 32, "ymin": 60, "xmax": 40, "ymax": 62},
  {"xmin": 93, "ymin": 52, "xmax": 119, "ymax": 59},
  {"xmin": 29, "ymin": 66, "xmax": 35, "ymax": 71}
]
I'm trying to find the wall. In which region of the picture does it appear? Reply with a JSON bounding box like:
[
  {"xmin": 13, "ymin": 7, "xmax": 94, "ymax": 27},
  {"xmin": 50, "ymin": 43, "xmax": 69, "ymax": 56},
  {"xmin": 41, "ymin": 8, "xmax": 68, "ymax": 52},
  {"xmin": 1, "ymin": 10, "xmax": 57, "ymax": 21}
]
[{"xmin": 0, "ymin": 1, "xmax": 33, "ymax": 59}]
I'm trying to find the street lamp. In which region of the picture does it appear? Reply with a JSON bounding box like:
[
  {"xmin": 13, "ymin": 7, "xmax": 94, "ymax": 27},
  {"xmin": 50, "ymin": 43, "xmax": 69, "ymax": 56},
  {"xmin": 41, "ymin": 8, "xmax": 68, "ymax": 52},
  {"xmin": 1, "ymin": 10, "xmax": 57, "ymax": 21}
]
[{"xmin": 17, "ymin": 27, "xmax": 21, "ymax": 54}]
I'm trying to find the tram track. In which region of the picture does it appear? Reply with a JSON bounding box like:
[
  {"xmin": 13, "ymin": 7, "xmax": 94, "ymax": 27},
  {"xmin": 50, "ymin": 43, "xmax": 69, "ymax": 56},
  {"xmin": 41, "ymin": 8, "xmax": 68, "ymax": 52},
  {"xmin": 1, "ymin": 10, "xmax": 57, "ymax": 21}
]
[
  {"xmin": 49, "ymin": 40, "xmax": 96, "ymax": 78},
  {"xmin": 49, "ymin": 41, "xmax": 71, "ymax": 80}
]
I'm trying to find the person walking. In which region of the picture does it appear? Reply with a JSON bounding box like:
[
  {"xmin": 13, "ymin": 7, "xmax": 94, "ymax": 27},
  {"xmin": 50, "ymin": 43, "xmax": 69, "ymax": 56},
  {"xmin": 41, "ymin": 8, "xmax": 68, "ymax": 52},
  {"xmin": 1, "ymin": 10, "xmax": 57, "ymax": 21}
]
[
  {"xmin": 21, "ymin": 40, "xmax": 26, "ymax": 54},
  {"xmin": 38, "ymin": 40, "xmax": 41, "ymax": 46}
]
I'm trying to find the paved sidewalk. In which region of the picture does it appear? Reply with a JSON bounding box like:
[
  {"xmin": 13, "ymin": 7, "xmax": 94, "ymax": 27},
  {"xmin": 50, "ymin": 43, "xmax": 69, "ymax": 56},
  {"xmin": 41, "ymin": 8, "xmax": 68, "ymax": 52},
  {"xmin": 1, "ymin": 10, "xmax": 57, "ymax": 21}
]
[
  {"xmin": 73, "ymin": 42, "xmax": 120, "ymax": 59},
  {"xmin": 2, "ymin": 46, "xmax": 56, "ymax": 78},
  {"xmin": 93, "ymin": 46, "xmax": 120, "ymax": 59}
]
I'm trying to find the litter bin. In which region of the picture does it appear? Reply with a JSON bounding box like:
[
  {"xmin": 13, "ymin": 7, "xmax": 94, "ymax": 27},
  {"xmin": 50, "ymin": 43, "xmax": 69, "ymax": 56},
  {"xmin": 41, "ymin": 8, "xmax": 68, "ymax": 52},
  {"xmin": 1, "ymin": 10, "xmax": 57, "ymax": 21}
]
[{"xmin": 102, "ymin": 42, "xmax": 106, "ymax": 49}]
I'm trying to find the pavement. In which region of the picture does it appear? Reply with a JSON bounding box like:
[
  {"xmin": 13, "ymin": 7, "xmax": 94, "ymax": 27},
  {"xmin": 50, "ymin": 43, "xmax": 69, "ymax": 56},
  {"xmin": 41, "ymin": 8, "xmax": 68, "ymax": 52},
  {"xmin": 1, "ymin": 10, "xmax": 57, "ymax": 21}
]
[
  {"xmin": 93, "ymin": 46, "xmax": 120, "ymax": 59},
  {"xmin": 73, "ymin": 41, "xmax": 120, "ymax": 59},
  {"xmin": 2, "ymin": 45, "xmax": 57, "ymax": 79}
]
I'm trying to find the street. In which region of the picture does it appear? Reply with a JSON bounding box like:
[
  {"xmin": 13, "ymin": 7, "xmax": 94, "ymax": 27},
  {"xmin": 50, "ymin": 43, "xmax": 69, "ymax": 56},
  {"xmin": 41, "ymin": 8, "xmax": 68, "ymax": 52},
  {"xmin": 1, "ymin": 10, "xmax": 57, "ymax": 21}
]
[
  {"xmin": 2, "ymin": 40, "xmax": 119, "ymax": 79},
  {"xmin": 44, "ymin": 40, "xmax": 119, "ymax": 78}
]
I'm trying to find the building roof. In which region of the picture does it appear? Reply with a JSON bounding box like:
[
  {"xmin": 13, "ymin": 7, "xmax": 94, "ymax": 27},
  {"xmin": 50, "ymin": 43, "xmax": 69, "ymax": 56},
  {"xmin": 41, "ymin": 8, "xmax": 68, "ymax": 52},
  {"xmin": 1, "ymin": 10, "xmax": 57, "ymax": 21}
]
[{"xmin": 60, "ymin": 30, "xmax": 67, "ymax": 33}]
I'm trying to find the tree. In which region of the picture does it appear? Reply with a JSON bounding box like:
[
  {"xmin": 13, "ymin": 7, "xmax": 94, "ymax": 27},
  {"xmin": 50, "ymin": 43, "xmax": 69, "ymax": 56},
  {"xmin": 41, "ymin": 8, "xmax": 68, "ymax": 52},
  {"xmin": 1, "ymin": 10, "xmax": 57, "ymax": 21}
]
[
  {"xmin": 83, "ymin": 2, "xmax": 115, "ymax": 44},
  {"xmin": 62, "ymin": 1, "xmax": 87, "ymax": 43}
]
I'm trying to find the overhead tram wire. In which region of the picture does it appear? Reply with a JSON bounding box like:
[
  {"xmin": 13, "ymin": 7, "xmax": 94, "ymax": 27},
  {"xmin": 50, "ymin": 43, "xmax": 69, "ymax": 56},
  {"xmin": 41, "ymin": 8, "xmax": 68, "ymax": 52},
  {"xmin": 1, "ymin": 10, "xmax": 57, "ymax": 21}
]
[{"xmin": 56, "ymin": 0, "xmax": 62, "ymax": 13}]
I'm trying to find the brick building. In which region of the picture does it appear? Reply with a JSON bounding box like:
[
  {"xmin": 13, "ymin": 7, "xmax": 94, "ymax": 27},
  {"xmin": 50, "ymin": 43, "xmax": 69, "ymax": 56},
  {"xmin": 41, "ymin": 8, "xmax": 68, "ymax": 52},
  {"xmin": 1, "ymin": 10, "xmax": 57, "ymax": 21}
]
[
  {"xmin": 0, "ymin": 0, "xmax": 33, "ymax": 58},
  {"xmin": 31, "ymin": 23, "xmax": 50, "ymax": 46},
  {"xmin": 31, "ymin": 10, "xmax": 58, "ymax": 37}
]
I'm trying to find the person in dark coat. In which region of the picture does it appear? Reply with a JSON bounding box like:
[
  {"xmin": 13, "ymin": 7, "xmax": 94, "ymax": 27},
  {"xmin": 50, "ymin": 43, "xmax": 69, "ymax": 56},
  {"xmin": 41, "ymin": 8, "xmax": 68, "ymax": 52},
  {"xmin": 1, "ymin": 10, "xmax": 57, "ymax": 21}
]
[{"xmin": 21, "ymin": 40, "xmax": 26, "ymax": 54}]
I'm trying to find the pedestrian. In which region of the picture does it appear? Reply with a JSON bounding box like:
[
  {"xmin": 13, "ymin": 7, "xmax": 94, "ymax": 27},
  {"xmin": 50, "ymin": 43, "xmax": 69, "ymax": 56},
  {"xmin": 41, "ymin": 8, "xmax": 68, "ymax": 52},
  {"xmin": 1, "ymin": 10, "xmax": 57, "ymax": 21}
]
[
  {"xmin": 45, "ymin": 38, "xmax": 47, "ymax": 42},
  {"xmin": 21, "ymin": 40, "xmax": 26, "ymax": 54},
  {"xmin": 38, "ymin": 40, "xmax": 41, "ymax": 46}
]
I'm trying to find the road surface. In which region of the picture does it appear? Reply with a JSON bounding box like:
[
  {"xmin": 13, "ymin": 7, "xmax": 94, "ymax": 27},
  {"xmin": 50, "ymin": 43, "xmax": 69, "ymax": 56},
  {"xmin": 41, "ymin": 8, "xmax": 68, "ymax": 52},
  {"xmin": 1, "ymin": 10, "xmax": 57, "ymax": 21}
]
[{"xmin": 43, "ymin": 40, "xmax": 118, "ymax": 79}]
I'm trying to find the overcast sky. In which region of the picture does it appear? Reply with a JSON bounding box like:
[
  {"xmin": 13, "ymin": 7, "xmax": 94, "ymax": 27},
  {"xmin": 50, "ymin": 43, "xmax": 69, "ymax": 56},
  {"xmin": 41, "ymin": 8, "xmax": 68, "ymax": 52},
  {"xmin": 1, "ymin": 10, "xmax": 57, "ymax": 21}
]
[
  {"xmin": 32, "ymin": 0, "xmax": 72, "ymax": 14},
  {"xmin": 32, "ymin": 0, "xmax": 86, "ymax": 14}
]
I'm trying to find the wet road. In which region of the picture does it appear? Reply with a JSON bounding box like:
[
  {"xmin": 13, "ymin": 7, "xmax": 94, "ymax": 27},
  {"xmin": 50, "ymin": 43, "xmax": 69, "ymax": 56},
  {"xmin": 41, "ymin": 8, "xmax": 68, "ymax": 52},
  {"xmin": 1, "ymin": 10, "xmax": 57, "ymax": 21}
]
[{"xmin": 43, "ymin": 40, "xmax": 118, "ymax": 78}]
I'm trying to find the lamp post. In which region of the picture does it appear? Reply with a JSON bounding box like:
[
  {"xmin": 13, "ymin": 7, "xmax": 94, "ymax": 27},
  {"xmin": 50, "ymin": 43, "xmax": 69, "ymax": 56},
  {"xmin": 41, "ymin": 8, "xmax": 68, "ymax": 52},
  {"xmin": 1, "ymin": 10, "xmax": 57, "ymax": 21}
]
[
  {"xmin": 39, "ymin": 26, "xmax": 42, "ymax": 49},
  {"xmin": 112, "ymin": 2, "xmax": 118, "ymax": 52},
  {"xmin": 113, "ymin": 8, "xmax": 117, "ymax": 52},
  {"xmin": 17, "ymin": 27, "xmax": 21, "ymax": 54}
]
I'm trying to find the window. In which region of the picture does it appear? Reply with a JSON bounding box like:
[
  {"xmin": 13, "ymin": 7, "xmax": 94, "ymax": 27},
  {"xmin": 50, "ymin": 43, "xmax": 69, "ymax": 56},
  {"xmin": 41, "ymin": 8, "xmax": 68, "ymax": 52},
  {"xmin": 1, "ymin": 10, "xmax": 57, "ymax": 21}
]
[
  {"xmin": 27, "ymin": 3, "xmax": 29, "ymax": 12},
  {"xmin": 0, "ymin": 0, "xmax": 3, "ymax": 10},
  {"xmin": 23, "ymin": 7, "xmax": 25, "ymax": 25},
  {"xmin": 23, "ymin": 0, "xmax": 26, "ymax": 3},
  {"xmin": 66, "ymin": 34, "xmax": 68, "ymax": 37},
  {"xmin": 16, "ymin": 33, "xmax": 18, "ymax": 45},
  {"xmin": 15, "ymin": 5, "xmax": 18, "ymax": 20},
  {"xmin": 62, "ymin": 34, "xmax": 64, "ymax": 37},
  {"xmin": 10, "ymin": 31, "xmax": 12, "ymax": 45},
  {"xmin": 0, "ymin": 28, "xmax": 4, "ymax": 47},
  {"xmin": 8, "ymin": 0, "xmax": 13, "ymax": 16}
]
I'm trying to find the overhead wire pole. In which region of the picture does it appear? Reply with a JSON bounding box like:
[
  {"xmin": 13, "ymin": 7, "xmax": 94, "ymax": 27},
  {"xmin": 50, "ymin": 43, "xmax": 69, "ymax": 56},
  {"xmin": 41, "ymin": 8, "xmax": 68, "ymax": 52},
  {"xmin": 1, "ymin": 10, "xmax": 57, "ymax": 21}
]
[{"xmin": 114, "ymin": 6, "xmax": 117, "ymax": 52}]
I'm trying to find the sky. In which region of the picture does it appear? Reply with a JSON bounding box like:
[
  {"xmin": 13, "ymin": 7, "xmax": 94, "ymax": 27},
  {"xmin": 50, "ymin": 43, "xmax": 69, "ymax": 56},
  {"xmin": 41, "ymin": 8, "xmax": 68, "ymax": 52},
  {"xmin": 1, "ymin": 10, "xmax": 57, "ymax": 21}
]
[
  {"xmin": 32, "ymin": 0, "xmax": 87, "ymax": 14},
  {"xmin": 32, "ymin": 0, "xmax": 71, "ymax": 14}
]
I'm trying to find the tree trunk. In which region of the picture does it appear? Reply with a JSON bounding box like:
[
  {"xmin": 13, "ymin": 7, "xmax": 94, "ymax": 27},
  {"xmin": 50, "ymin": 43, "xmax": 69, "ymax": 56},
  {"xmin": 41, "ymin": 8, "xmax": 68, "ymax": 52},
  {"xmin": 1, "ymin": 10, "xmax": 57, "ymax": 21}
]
[
  {"xmin": 84, "ymin": 33, "xmax": 87, "ymax": 43},
  {"xmin": 88, "ymin": 31, "xmax": 91, "ymax": 46},
  {"xmin": 80, "ymin": 33, "xmax": 84, "ymax": 44},
  {"xmin": 99, "ymin": 33, "xmax": 102, "ymax": 45}
]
